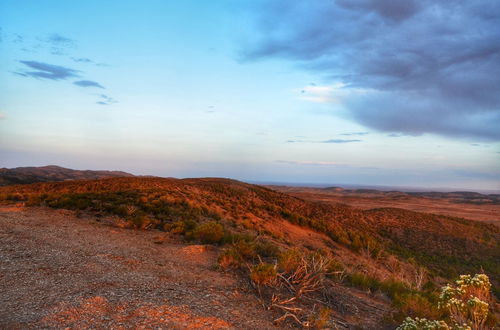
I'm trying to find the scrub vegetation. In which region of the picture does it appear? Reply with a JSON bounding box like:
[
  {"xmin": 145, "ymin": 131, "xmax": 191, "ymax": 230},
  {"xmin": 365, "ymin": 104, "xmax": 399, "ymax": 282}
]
[{"xmin": 1, "ymin": 177, "xmax": 498, "ymax": 328}]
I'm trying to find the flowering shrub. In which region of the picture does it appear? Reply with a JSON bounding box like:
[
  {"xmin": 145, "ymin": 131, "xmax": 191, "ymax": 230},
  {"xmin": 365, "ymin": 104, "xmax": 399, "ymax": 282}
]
[
  {"xmin": 398, "ymin": 274, "xmax": 492, "ymax": 330},
  {"xmin": 438, "ymin": 274, "xmax": 491, "ymax": 329},
  {"xmin": 397, "ymin": 317, "xmax": 450, "ymax": 330}
]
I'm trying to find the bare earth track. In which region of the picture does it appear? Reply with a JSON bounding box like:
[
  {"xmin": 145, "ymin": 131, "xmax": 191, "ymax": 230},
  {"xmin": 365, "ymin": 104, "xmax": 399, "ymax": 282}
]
[
  {"xmin": 0, "ymin": 205, "xmax": 272, "ymax": 329},
  {"xmin": 0, "ymin": 205, "xmax": 389, "ymax": 329}
]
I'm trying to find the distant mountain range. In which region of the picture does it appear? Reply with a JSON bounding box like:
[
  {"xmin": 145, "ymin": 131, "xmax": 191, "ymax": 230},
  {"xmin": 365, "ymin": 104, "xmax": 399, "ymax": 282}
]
[{"xmin": 0, "ymin": 165, "xmax": 134, "ymax": 186}]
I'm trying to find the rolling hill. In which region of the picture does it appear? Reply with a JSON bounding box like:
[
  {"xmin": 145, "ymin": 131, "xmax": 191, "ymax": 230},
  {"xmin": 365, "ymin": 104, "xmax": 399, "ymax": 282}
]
[
  {"xmin": 0, "ymin": 165, "xmax": 134, "ymax": 186},
  {"xmin": 0, "ymin": 176, "xmax": 498, "ymax": 328}
]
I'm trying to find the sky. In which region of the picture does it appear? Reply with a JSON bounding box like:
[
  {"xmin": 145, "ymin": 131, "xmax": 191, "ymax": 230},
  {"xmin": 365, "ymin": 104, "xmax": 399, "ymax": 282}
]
[{"xmin": 0, "ymin": 0, "xmax": 499, "ymax": 192}]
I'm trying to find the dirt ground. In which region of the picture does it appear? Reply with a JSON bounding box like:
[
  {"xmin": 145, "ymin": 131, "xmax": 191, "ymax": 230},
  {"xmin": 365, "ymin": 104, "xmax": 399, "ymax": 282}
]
[{"xmin": 0, "ymin": 205, "xmax": 277, "ymax": 329}]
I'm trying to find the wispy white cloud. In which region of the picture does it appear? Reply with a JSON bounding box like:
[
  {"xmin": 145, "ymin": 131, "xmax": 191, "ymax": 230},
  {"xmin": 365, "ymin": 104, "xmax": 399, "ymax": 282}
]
[
  {"xmin": 277, "ymin": 160, "xmax": 342, "ymax": 166},
  {"xmin": 286, "ymin": 138, "xmax": 362, "ymax": 144},
  {"xmin": 276, "ymin": 160, "xmax": 378, "ymax": 170}
]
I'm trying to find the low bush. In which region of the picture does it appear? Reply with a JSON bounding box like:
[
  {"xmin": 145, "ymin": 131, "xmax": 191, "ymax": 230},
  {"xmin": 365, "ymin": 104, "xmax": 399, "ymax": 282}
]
[
  {"xmin": 163, "ymin": 219, "xmax": 197, "ymax": 235},
  {"xmin": 255, "ymin": 240, "xmax": 280, "ymax": 258},
  {"xmin": 308, "ymin": 307, "xmax": 332, "ymax": 329},
  {"xmin": 278, "ymin": 248, "xmax": 302, "ymax": 273},
  {"xmin": 128, "ymin": 213, "xmax": 158, "ymax": 230},
  {"xmin": 392, "ymin": 292, "xmax": 443, "ymax": 321},
  {"xmin": 217, "ymin": 248, "xmax": 242, "ymax": 270},
  {"xmin": 232, "ymin": 240, "xmax": 258, "ymax": 260},
  {"xmin": 346, "ymin": 272, "xmax": 410, "ymax": 299},
  {"xmin": 192, "ymin": 221, "xmax": 224, "ymax": 244},
  {"xmin": 250, "ymin": 263, "xmax": 277, "ymax": 286}
]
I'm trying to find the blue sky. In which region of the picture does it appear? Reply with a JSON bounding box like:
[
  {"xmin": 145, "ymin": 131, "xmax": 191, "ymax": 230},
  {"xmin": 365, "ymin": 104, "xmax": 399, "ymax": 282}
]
[{"xmin": 0, "ymin": 0, "xmax": 499, "ymax": 191}]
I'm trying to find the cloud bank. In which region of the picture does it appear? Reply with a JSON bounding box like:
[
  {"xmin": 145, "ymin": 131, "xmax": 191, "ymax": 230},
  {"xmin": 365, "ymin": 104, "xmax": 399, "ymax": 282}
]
[{"xmin": 243, "ymin": 0, "xmax": 500, "ymax": 141}]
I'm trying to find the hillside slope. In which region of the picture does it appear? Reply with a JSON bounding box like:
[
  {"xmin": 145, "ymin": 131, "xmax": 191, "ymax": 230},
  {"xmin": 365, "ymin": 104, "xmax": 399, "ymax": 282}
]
[
  {"xmin": 1, "ymin": 177, "xmax": 498, "ymax": 328},
  {"xmin": 0, "ymin": 165, "xmax": 134, "ymax": 186}
]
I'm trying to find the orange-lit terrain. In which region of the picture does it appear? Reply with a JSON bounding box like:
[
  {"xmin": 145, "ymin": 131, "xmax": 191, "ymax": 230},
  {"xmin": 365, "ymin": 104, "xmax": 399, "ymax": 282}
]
[
  {"xmin": 3, "ymin": 0, "xmax": 499, "ymax": 328},
  {"xmin": 0, "ymin": 206, "xmax": 269, "ymax": 328},
  {"xmin": 0, "ymin": 174, "xmax": 498, "ymax": 328},
  {"xmin": 267, "ymin": 186, "xmax": 500, "ymax": 227}
]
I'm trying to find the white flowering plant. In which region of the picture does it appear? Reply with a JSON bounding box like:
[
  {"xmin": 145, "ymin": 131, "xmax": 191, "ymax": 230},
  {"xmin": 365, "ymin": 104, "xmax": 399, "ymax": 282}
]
[
  {"xmin": 397, "ymin": 317, "xmax": 450, "ymax": 330},
  {"xmin": 398, "ymin": 274, "xmax": 492, "ymax": 330}
]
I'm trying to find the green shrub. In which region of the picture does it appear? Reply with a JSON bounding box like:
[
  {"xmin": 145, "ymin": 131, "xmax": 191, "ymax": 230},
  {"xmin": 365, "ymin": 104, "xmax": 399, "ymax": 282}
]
[
  {"xmin": 255, "ymin": 240, "xmax": 280, "ymax": 258},
  {"xmin": 232, "ymin": 240, "xmax": 258, "ymax": 260},
  {"xmin": 193, "ymin": 221, "xmax": 224, "ymax": 244},
  {"xmin": 346, "ymin": 273, "xmax": 409, "ymax": 299},
  {"xmin": 164, "ymin": 219, "xmax": 197, "ymax": 235},
  {"xmin": 25, "ymin": 195, "xmax": 42, "ymax": 206},
  {"xmin": 278, "ymin": 248, "xmax": 302, "ymax": 273},
  {"xmin": 111, "ymin": 205, "xmax": 129, "ymax": 217},
  {"xmin": 217, "ymin": 248, "xmax": 242, "ymax": 270},
  {"xmin": 250, "ymin": 263, "xmax": 277, "ymax": 286},
  {"xmin": 129, "ymin": 214, "xmax": 157, "ymax": 230},
  {"xmin": 309, "ymin": 307, "xmax": 332, "ymax": 329},
  {"xmin": 393, "ymin": 293, "xmax": 443, "ymax": 321}
]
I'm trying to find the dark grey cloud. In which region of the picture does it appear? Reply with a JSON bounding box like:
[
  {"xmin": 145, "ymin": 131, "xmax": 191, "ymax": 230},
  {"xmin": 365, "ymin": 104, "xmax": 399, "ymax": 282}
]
[
  {"xmin": 243, "ymin": 0, "xmax": 500, "ymax": 141},
  {"xmin": 73, "ymin": 80, "xmax": 105, "ymax": 89},
  {"xmin": 337, "ymin": 0, "xmax": 421, "ymax": 22},
  {"xmin": 18, "ymin": 60, "xmax": 80, "ymax": 80}
]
